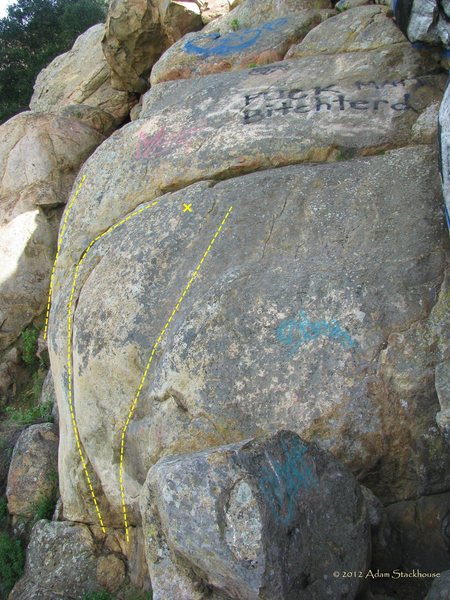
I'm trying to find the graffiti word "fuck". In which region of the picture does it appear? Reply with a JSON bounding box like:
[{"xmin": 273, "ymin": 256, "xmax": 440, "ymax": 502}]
[
  {"xmin": 135, "ymin": 126, "xmax": 199, "ymax": 160},
  {"xmin": 184, "ymin": 18, "xmax": 288, "ymax": 58},
  {"xmin": 258, "ymin": 437, "xmax": 317, "ymax": 526},
  {"xmin": 243, "ymin": 84, "xmax": 417, "ymax": 124},
  {"xmin": 276, "ymin": 311, "xmax": 356, "ymax": 355}
]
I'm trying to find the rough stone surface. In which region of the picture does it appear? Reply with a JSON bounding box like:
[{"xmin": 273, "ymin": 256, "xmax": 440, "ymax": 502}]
[
  {"xmin": 6, "ymin": 423, "xmax": 58, "ymax": 518},
  {"xmin": 9, "ymin": 520, "xmax": 101, "ymax": 600},
  {"xmin": 0, "ymin": 346, "xmax": 19, "ymax": 402},
  {"xmin": 385, "ymin": 492, "xmax": 450, "ymax": 573},
  {"xmin": 425, "ymin": 571, "xmax": 450, "ymax": 600},
  {"xmin": 48, "ymin": 141, "xmax": 449, "ymax": 529},
  {"xmin": 102, "ymin": 0, "xmax": 203, "ymax": 92},
  {"xmin": 44, "ymin": 2, "xmax": 450, "ymax": 585},
  {"xmin": 96, "ymin": 553, "xmax": 127, "ymax": 593},
  {"xmin": 285, "ymin": 6, "xmax": 405, "ymax": 58},
  {"xmin": 436, "ymin": 360, "xmax": 450, "ymax": 440},
  {"xmin": 0, "ymin": 111, "xmax": 104, "ymax": 354},
  {"xmin": 150, "ymin": 11, "xmax": 334, "ymax": 84},
  {"xmin": 57, "ymin": 104, "xmax": 117, "ymax": 136},
  {"xmin": 40, "ymin": 369, "xmax": 59, "ymax": 427},
  {"xmin": 140, "ymin": 431, "xmax": 371, "ymax": 600},
  {"xmin": 30, "ymin": 24, "xmax": 133, "ymax": 126},
  {"xmin": 50, "ymin": 46, "xmax": 445, "ymax": 265},
  {"xmin": 205, "ymin": 0, "xmax": 334, "ymax": 33},
  {"xmin": 200, "ymin": 0, "xmax": 232, "ymax": 24},
  {"xmin": 361, "ymin": 486, "xmax": 401, "ymax": 574},
  {"xmin": 0, "ymin": 422, "xmax": 22, "ymax": 495}
]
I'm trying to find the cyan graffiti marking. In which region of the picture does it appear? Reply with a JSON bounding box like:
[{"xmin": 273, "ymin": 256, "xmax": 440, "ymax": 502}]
[
  {"xmin": 276, "ymin": 311, "xmax": 356, "ymax": 355},
  {"xmin": 258, "ymin": 437, "xmax": 317, "ymax": 525},
  {"xmin": 184, "ymin": 17, "xmax": 288, "ymax": 58}
]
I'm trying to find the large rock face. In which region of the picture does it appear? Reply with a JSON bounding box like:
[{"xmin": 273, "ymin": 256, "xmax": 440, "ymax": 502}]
[
  {"xmin": 141, "ymin": 431, "xmax": 371, "ymax": 600},
  {"xmin": 206, "ymin": 0, "xmax": 334, "ymax": 31},
  {"xmin": 46, "ymin": 1, "xmax": 450, "ymax": 592},
  {"xmin": 102, "ymin": 0, "xmax": 204, "ymax": 92},
  {"xmin": 0, "ymin": 111, "xmax": 105, "ymax": 358},
  {"xmin": 150, "ymin": 10, "xmax": 334, "ymax": 84},
  {"xmin": 30, "ymin": 24, "xmax": 133, "ymax": 126},
  {"xmin": 285, "ymin": 5, "xmax": 405, "ymax": 58}
]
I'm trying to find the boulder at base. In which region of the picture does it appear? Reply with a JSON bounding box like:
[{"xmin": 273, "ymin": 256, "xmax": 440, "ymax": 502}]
[
  {"xmin": 6, "ymin": 423, "xmax": 58, "ymax": 518},
  {"xmin": 140, "ymin": 431, "xmax": 371, "ymax": 600},
  {"xmin": 10, "ymin": 521, "xmax": 101, "ymax": 600}
]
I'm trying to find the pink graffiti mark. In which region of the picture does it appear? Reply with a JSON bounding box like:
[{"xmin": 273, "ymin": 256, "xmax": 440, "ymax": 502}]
[{"xmin": 136, "ymin": 126, "xmax": 201, "ymax": 160}]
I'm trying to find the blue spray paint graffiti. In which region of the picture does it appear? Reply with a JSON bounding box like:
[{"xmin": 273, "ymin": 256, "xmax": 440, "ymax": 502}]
[
  {"xmin": 276, "ymin": 311, "xmax": 356, "ymax": 355},
  {"xmin": 184, "ymin": 18, "xmax": 288, "ymax": 58},
  {"xmin": 258, "ymin": 437, "xmax": 317, "ymax": 525}
]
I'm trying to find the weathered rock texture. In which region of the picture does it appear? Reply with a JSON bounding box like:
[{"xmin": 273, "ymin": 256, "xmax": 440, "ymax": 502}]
[
  {"xmin": 385, "ymin": 492, "xmax": 450, "ymax": 573},
  {"xmin": 10, "ymin": 521, "xmax": 102, "ymax": 600},
  {"xmin": 141, "ymin": 431, "xmax": 371, "ymax": 600},
  {"xmin": 436, "ymin": 359, "xmax": 450, "ymax": 441},
  {"xmin": 425, "ymin": 570, "xmax": 450, "ymax": 600},
  {"xmin": 150, "ymin": 11, "xmax": 334, "ymax": 84},
  {"xmin": 0, "ymin": 0, "xmax": 442, "ymax": 597},
  {"xmin": 200, "ymin": 0, "xmax": 232, "ymax": 24},
  {"xmin": 40, "ymin": 1, "xmax": 450, "ymax": 596},
  {"xmin": 6, "ymin": 423, "xmax": 58, "ymax": 518},
  {"xmin": 285, "ymin": 5, "xmax": 404, "ymax": 58},
  {"xmin": 8, "ymin": 519, "xmax": 150, "ymax": 599},
  {"xmin": 102, "ymin": 0, "xmax": 204, "ymax": 92},
  {"xmin": 30, "ymin": 24, "xmax": 133, "ymax": 127},
  {"xmin": 207, "ymin": 0, "xmax": 333, "ymax": 32},
  {"xmin": 0, "ymin": 111, "xmax": 105, "ymax": 363}
]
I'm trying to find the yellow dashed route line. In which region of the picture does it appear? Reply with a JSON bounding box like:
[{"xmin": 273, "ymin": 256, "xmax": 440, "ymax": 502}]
[
  {"xmin": 120, "ymin": 205, "xmax": 234, "ymax": 542},
  {"xmin": 67, "ymin": 200, "xmax": 159, "ymax": 534},
  {"xmin": 43, "ymin": 175, "xmax": 86, "ymax": 342}
]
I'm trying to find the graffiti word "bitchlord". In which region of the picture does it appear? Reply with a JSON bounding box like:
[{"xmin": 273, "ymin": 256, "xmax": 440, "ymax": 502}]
[
  {"xmin": 276, "ymin": 311, "xmax": 356, "ymax": 355},
  {"xmin": 184, "ymin": 18, "xmax": 288, "ymax": 58},
  {"xmin": 258, "ymin": 437, "xmax": 317, "ymax": 525},
  {"xmin": 242, "ymin": 84, "xmax": 417, "ymax": 124}
]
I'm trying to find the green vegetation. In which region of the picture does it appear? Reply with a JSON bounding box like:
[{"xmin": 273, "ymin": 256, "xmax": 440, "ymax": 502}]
[
  {"xmin": 0, "ymin": 0, "xmax": 108, "ymax": 123},
  {"xmin": 4, "ymin": 398, "xmax": 52, "ymax": 425},
  {"xmin": 80, "ymin": 589, "xmax": 153, "ymax": 600},
  {"xmin": 81, "ymin": 591, "xmax": 114, "ymax": 600},
  {"xmin": 21, "ymin": 326, "xmax": 39, "ymax": 369},
  {"xmin": 2, "ymin": 323, "xmax": 52, "ymax": 425},
  {"xmin": 0, "ymin": 531, "xmax": 25, "ymax": 596},
  {"xmin": 0, "ymin": 497, "xmax": 7, "ymax": 520},
  {"xmin": 4, "ymin": 371, "xmax": 51, "ymax": 426},
  {"xmin": 31, "ymin": 494, "xmax": 56, "ymax": 522},
  {"xmin": 230, "ymin": 18, "xmax": 240, "ymax": 31},
  {"xmin": 335, "ymin": 147, "xmax": 358, "ymax": 161},
  {"xmin": 31, "ymin": 469, "xmax": 59, "ymax": 523},
  {"xmin": 125, "ymin": 592, "xmax": 153, "ymax": 600}
]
